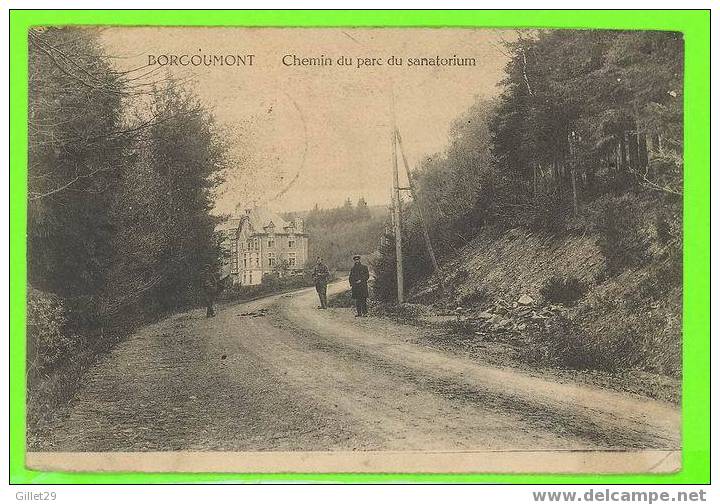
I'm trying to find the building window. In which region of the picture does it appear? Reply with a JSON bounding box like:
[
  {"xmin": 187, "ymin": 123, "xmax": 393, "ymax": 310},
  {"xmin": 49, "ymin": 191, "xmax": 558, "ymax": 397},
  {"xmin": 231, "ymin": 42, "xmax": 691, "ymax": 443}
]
[
  {"xmin": 255, "ymin": 256, "xmax": 260, "ymax": 267},
  {"xmin": 288, "ymin": 253, "xmax": 296, "ymax": 267},
  {"xmin": 288, "ymin": 239, "xmax": 295, "ymax": 248},
  {"xmin": 253, "ymin": 238, "xmax": 259, "ymax": 250},
  {"xmin": 268, "ymin": 252, "xmax": 275, "ymax": 267},
  {"xmin": 267, "ymin": 239, "xmax": 274, "ymax": 248},
  {"xmin": 249, "ymin": 271, "xmax": 252, "ymax": 284},
  {"xmin": 243, "ymin": 253, "xmax": 248, "ymax": 268},
  {"xmin": 231, "ymin": 242, "xmax": 238, "ymax": 273}
]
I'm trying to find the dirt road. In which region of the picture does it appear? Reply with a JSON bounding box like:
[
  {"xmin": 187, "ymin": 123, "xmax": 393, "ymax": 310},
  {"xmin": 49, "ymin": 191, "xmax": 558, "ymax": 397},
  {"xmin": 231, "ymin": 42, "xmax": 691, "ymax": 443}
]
[{"xmin": 41, "ymin": 281, "xmax": 681, "ymax": 453}]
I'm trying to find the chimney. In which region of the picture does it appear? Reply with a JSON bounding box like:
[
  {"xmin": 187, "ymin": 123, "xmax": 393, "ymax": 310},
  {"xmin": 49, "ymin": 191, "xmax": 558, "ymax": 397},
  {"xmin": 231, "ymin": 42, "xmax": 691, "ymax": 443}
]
[{"xmin": 233, "ymin": 203, "xmax": 252, "ymax": 218}]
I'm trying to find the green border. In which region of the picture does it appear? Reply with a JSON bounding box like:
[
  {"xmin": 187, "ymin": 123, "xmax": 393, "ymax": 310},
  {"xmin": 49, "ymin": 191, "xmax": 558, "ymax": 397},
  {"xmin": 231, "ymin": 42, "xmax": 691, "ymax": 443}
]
[{"xmin": 9, "ymin": 9, "xmax": 710, "ymax": 484}]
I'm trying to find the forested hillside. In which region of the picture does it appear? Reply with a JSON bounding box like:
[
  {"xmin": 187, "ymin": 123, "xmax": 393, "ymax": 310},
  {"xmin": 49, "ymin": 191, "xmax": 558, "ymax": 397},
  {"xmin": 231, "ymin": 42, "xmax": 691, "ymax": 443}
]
[
  {"xmin": 373, "ymin": 30, "xmax": 683, "ymax": 378},
  {"xmin": 285, "ymin": 198, "xmax": 387, "ymax": 270},
  {"xmin": 26, "ymin": 28, "xmax": 229, "ymax": 440}
]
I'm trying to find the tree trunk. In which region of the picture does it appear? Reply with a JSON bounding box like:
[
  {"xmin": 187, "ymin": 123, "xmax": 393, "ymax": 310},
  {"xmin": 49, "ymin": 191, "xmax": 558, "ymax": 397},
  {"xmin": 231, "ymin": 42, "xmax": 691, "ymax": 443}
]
[
  {"xmin": 586, "ymin": 165, "xmax": 596, "ymax": 193},
  {"xmin": 628, "ymin": 130, "xmax": 639, "ymax": 171},
  {"xmin": 619, "ymin": 133, "xmax": 628, "ymax": 172},
  {"xmin": 571, "ymin": 168, "xmax": 579, "ymax": 216},
  {"xmin": 639, "ymin": 133, "xmax": 649, "ymax": 169}
]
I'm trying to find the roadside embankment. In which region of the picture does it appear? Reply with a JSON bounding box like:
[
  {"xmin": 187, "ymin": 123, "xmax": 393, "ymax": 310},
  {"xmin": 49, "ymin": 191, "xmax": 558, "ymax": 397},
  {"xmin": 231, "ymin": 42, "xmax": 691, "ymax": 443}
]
[{"xmin": 364, "ymin": 201, "xmax": 682, "ymax": 404}]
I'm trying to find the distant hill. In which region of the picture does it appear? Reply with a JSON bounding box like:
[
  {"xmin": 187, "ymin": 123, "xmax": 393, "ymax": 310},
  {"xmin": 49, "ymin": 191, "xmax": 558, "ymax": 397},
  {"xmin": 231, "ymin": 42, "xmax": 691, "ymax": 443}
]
[
  {"xmin": 284, "ymin": 199, "xmax": 388, "ymax": 270},
  {"xmin": 284, "ymin": 204, "xmax": 387, "ymax": 221}
]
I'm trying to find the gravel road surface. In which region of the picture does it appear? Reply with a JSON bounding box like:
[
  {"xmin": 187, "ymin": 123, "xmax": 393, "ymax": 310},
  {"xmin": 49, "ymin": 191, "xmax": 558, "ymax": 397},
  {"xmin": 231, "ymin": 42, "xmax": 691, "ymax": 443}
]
[{"xmin": 40, "ymin": 281, "xmax": 681, "ymax": 452}]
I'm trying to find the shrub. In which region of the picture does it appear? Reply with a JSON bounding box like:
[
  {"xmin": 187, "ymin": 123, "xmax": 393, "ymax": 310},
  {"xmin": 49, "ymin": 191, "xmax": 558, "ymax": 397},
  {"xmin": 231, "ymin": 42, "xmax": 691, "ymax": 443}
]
[
  {"xmin": 529, "ymin": 184, "xmax": 572, "ymax": 233},
  {"xmin": 457, "ymin": 285, "xmax": 492, "ymax": 307},
  {"xmin": 447, "ymin": 267, "xmax": 470, "ymax": 287},
  {"xmin": 631, "ymin": 261, "xmax": 682, "ymax": 307},
  {"xmin": 27, "ymin": 288, "xmax": 77, "ymax": 377},
  {"xmin": 372, "ymin": 212, "xmax": 439, "ymax": 304},
  {"xmin": 535, "ymin": 315, "xmax": 642, "ymax": 372},
  {"xmin": 261, "ymin": 272, "xmax": 280, "ymax": 290},
  {"xmin": 284, "ymin": 273, "xmax": 316, "ymax": 290},
  {"xmin": 408, "ymin": 283, "xmax": 445, "ymax": 306},
  {"xmin": 221, "ymin": 272, "xmax": 314, "ymax": 302},
  {"xmin": 593, "ymin": 195, "xmax": 650, "ymax": 275},
  {"xmin": 327, "ymin": 289, "xmax": 354, "ymax": 308},
  {"xmin": 532, "ymin": 293, "xmax": 681, "ymax": 377},
  {"xmin": 573, "ymin": 194, "xmax": 651, "ymax": 276},
  {"xmin": 654, "ymin": 213, "xmax": 672, "ymax": 245},
  {"xmin": 371, "ymin": 231, "xmax": 399, "ymax": 302},
  {"xmin": 539, "ymin": 275, "xmax": 587, "ymax": 306},
  {"xmin": 540, "ymin": 315, "xmax": 634, "ymax": 371},
  {"xmin": 654, "ymin": 200, "xmax": 682, "ymax": 248}
]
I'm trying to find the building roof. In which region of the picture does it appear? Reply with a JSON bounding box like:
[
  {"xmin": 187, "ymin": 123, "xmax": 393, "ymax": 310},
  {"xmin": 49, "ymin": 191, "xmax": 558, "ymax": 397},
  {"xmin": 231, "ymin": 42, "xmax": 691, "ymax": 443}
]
[
  {"xmin": 214, "ymin": 218, "xmax": 241, "ymax": 233},
  {"xmin": 245, "ymin": 206, "xmax": 289, "ymax": 232},
  {"xmin": 214, "ymin": 206, "xmax": 293, "ymax": 235}
]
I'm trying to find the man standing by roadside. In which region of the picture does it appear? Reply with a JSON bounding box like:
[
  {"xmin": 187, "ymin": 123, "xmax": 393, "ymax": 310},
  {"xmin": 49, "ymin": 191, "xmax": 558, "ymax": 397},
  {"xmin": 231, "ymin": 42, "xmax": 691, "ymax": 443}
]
[
  {"xmin": 202, "ymin": 265, "xmax": 218, "ymax": 318},
  {"xmin": 312, "ymin": 256, "xmax": 330, "ymax": 309},
  {"xmin": 349, "ymin": 254, "xmax": 370, "ymax": 317}
]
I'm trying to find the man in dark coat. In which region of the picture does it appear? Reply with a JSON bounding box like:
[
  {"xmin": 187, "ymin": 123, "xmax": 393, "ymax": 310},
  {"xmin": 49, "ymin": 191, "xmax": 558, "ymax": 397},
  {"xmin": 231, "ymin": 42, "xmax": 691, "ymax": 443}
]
[
  {"xmin": 312, "ymin": 256, "xmax": 330, "ymax": 309},
  {"xmin": 202, "ymin": 266, "xmax": 218, "ymax": 318},
  {"xmin": 349, "ymin": 254, "xmax": 370, "ymax": 317}
]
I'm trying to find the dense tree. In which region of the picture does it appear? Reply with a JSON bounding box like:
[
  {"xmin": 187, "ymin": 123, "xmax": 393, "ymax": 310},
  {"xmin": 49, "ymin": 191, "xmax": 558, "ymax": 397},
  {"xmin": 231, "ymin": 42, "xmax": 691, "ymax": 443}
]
[
  {"xmin": 373, "ymin": 99, "xmax": 496, "ymax": 300},
  {"xmin": 28, "ymin": 28, "xmax": 127, "ymax": 297},
  {"xmin": 491, "ymin": 30, "xmax": 683, "ymax": 216},
  {"xmin": 27, "ymin": 27, "xmax": 230, "ymax": 361},
  {"xmin": 301, "ymin": 197, "xmax": 377, "ymax": 229},
  {"xmin": 286, "ymin": 198, "xmax": 386, "ymax": 270},
  {"xmin": 103, "ymin": 84, "xmax": 228, "ymax": 315},
  {"xmin": 355, "ymin": 197, "xmax": 371, "ymax": 220},
  {"xmin": 373, "ymin": 30, "xmax": 684, "ymax": 301},
  {"xmin": 415, "ymin": 99, "xmax": 496, "ymax": 252}
]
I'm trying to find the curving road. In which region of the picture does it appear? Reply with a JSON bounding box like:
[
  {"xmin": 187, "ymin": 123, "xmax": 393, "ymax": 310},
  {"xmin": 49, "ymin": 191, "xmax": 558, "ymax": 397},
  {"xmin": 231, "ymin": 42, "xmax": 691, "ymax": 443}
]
[{"xmin": 37, "ymin": 281, "xmax": 681, "ymax": 461}]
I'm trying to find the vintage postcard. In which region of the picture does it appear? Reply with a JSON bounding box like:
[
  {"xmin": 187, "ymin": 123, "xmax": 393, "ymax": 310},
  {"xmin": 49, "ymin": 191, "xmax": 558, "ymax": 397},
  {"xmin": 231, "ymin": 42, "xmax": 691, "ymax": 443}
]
[{"xmin": 25, "ymin": 27, "xmax": 682, "ymax": 473}]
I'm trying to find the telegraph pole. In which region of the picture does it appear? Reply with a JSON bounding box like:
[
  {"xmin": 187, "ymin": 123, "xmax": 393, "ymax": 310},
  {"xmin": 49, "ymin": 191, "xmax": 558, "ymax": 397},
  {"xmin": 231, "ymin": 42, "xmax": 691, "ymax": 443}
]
[
  {"xmin": 391, "ymin": 126, "xmax": 404, "ymax": 304},
  {"xmin": 395, "ymin": 128, "xmax": 439, "ymax": 274}
]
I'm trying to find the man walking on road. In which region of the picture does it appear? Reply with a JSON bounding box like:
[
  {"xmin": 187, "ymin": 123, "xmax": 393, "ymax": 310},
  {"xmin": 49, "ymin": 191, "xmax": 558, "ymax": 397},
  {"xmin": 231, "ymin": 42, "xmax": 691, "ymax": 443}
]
[
  {"xmin": 349, "ymin": 254, "xmax": 370, "ymax": 317},
  {"xmin": 312, "ymin": 256, "xmax": 330, "ymax": 309}
]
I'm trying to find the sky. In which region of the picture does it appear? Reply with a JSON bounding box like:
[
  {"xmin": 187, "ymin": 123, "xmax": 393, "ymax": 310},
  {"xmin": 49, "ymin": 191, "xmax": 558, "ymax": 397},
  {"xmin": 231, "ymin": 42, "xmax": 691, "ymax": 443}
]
[{"xmin": 101, "ymin": 28, "xmax": 512, "ymax": 215}]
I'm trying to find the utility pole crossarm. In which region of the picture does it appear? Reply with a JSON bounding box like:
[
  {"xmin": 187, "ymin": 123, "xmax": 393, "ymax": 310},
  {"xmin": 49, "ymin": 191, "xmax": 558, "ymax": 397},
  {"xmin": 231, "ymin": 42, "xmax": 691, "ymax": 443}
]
[{"xmin": 395, "ymin": 128, "xmax": 440, "ymax": 274}]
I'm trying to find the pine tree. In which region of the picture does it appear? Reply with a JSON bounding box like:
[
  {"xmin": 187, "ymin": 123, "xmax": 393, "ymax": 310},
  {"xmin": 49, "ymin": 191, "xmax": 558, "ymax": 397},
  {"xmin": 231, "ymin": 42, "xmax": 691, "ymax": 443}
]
[{"xmin": 355, "ymin": 197, "xmax": 371, "ymax": 220}]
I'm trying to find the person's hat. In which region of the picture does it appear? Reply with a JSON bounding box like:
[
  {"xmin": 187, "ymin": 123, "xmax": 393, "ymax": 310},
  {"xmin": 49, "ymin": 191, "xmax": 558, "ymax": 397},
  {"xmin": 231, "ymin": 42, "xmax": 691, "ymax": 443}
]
[{"xmin": 353, "ymin": 254, "xmax": 361, "ymax": 260}]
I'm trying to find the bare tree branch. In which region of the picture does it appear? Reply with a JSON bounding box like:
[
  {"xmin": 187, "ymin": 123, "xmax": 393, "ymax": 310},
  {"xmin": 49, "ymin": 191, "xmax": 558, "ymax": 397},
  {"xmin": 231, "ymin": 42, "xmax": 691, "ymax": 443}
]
[
  {"xmin": 29, "ymin": 33, "xmax": 125, "ymax": 96},
  {"xmin": 519, "ymin": 46, "xmax": 534, "ymax": 97},
  {"xmin": 29, "ymin": 165, "xmax": 111, "ymax": 201},
  {"xmin": 630, "ymin": 166, "xmax": 682, "ymax": 197}
]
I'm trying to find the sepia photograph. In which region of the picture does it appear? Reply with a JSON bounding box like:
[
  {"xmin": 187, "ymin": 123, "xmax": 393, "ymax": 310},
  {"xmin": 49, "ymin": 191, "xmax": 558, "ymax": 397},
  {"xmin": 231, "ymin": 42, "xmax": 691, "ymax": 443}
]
[{"xmin": 24, "ymin": 26, "xmax": 683, "ymax": 473}]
